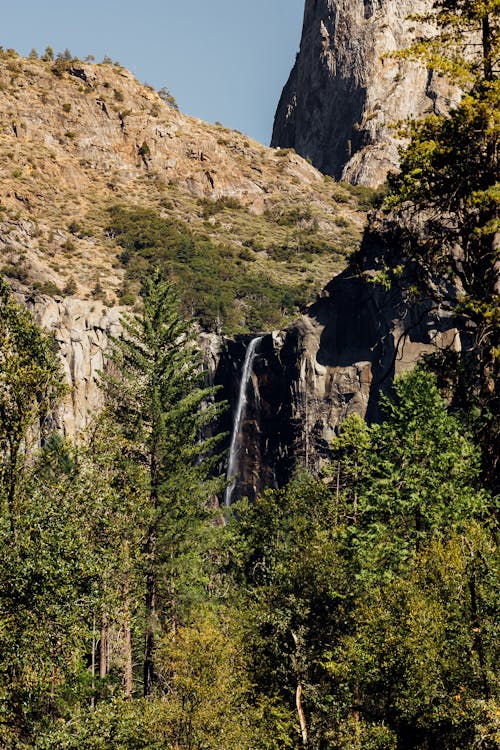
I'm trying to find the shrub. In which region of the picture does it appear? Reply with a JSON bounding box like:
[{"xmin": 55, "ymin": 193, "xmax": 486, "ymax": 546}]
[
  {"xmin": 2, "ymin": 263, "xmax": 28, "ymax": 282},
  {"xmin": 32, "ymin": 280, "xmax": 63, "ymax": 296},
  {"xmin": 198, "ymin": 196, "xmax": 242, "ymax": 218},
  {"xmin": 63, "ymin": 277, "xmax": 78, "ymax": 295}
]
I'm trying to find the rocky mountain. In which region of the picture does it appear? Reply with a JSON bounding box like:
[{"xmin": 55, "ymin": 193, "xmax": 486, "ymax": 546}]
[
  {"xmin": 0, "ymin": 49, "xmax": 367, "ymax": 325},
  {"xmin": 272, "ymin": 0, "xmax": 461, "ymax": 186},
  {"xmin": 0, "ymin": 48, "xmax": 473, "ymax": 495},
  {"xmin": 0, "ymin": 49, "xmax": 370, "ymax": 436}
]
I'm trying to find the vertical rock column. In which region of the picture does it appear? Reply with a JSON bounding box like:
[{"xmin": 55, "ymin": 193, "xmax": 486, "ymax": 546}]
[{"xmin": 272, "ymin": 0, "xmax": 460, "ymax": 186}]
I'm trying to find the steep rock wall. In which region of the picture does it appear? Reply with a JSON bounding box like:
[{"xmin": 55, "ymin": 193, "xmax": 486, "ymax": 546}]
[
  {"xmin": 24, "ymin": 293, "xmax": 122, "ymax": 437},
  {"xmin": 213, "ymin": 213, "xmax": 470, "ymax": 500},
  {"xmin": 272, "ymin": 0, "xmax": 460, "ymax": 186}
]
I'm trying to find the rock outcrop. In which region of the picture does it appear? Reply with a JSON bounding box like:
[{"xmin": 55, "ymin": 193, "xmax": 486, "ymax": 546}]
[
  {"xmin": 272, "ymin": 0, "xmax": 461, "ymax": 186},
  {"xmin": 22, "ymin": 292, "xmax": 122, "ymax": 437},
  {"xmin": 214, "ymin": 212, "xmax": 470, "ymax": 501},
  {"xmin": 10, "ymin": 208, "xmax": 468, "ymax": 496},
  {"xmin": 0, "ymin": 52, "xmax": 364, "ymax": 306}
]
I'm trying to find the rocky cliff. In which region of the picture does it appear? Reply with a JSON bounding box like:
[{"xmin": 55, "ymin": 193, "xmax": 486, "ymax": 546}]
[
  {"xmin": 215, "ymin": 212, "xmax": 471, "ymax": 501},
  {"xmin": 0, "ymin": 51, "xmax": 469, "ymax": 493},
  {"xmin": 272, "ymin": 0, "xmax": 461, "ymax": 186},
  {"xmin": 0, "ymin": 50, "xmax": 369, "ymax": 436}
]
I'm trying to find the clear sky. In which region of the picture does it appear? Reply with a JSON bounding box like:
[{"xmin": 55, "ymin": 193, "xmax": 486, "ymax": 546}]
[{"xmin": 1, "ymin": 0, "xmax": 305, "ymax": 146}]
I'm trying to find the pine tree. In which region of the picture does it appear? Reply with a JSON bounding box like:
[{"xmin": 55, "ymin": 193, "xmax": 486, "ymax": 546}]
[
  {"xmin": 382, "ymin": 1, "xmax": 500, "ymax": 488},
  {"xmin": 101, "ymin": 270, "xmax": 224, "ymax": 696},
  {"xmin": 406, "ymin": 0, "xmax": 500, "ymax": 84}
]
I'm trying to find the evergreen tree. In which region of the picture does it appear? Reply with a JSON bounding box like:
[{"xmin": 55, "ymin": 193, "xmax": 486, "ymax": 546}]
[
  {"xmin": 101, "ymin": 270, "xmax": 224, "ymax": 696},
  {"xmin": 382, "ymin": 1, "xmax": 500, "ymax": 487},
  {"xmin": 407, "ymin": 0, "xmax": 500, "ymax": 83},
  {"xmin": 332, "ymin": 369, "xmax": 491, "ymax": 575}
]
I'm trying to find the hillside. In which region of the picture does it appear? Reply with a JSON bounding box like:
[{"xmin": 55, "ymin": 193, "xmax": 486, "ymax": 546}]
[{"xmin": 0, "ymin": 49, "xmax": 371, "ymax": 333}]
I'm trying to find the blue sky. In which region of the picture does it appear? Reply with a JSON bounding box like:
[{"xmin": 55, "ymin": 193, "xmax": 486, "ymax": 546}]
[{"xmin": 2, "ymin": 0, "xmax": 305, "ymax": 145}]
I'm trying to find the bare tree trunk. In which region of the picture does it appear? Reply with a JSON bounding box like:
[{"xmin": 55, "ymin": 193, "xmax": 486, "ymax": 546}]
[
  {"xmin": 296, "ymin": 679, "xmax": 309, "ymax": 748},
  {"xmin": 144, "ymin": 517, "xmax": 157, "ymax": 697},
  {"xmin": 291, "ymin": 631, "xmax": 308, "ymax": 748},
  {"xmin": 100, "ymin": 613, "xmax": 108, "ymax": 680},
  {"xmin": 123, "ymin": 542, "xmax": 133, "ymax": 698},
  {"xmin": 483, "ymin": 14, "xmax": 493, "ymax": 81},
  {"xmin": 91, "ymin": 615, "xmax": 96, "ymax": 708}
]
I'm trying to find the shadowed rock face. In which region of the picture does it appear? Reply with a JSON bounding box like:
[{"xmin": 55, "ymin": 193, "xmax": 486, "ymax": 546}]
[
  {"xmin": 272, "ymin": 0, "xmax": 461, "ymax": 186},
  {"xmin": 213, "ymin": 214, "xmax": 471, "ymax": 499}
]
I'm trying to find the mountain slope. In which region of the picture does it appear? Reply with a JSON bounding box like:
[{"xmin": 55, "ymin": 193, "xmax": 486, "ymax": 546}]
[{"xmin": 0, "ymin": 49, "xmax": 369, "ymax": 333}]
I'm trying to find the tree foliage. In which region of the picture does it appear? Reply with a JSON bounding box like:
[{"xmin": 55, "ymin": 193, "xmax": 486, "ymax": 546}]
[
  {"xmin": 0, "ymin": 277, "xmax": 65, "ymax": 534},
  {"xmin": 382, "ymin": 0, "xmax": 500, "ymax": 488},
  {"xmin": 101, "ymin": 270, "xmax": 224, "ymax": 695}
]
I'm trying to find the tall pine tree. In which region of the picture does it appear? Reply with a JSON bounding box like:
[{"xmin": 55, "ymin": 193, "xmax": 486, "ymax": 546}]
[{"xmin": 101, "ymin": 270, "xmax": 224, "ymax": 696}]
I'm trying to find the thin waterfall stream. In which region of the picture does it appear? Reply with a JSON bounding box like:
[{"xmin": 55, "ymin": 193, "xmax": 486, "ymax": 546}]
[{"xmin": 224, "ymin": 336, "xmax": 263, "ymax": 506}]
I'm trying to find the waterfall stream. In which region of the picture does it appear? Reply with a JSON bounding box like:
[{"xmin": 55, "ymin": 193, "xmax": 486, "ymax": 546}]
[{"xmin": 224, "ymin": 336, "xmax": 262, "ymax": 506}]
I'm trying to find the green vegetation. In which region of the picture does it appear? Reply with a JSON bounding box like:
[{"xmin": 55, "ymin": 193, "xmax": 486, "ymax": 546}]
[
  {"xmin": 0, "ymin": 3, "xmax": 498, "ymax": 747},
  {"xmin": 106, "ymin": 205, "xmax": 317, "ymax": 333},
  {"xmin": 230, "ymin": 370, "xmax": 498, "ymax": 749},
  {"xmin": 0, "ymin": 288, "xmax": 497, "ymax": 749},
  {"xmin": 380, "ymin": 0, "xmax": 499, "ymax": 490}
]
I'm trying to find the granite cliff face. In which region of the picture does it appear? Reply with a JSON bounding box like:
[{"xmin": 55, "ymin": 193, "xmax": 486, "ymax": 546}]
[
  {"xmin": 0, "ymin": 52, "xmax": 468, "ymax": 493},
  {"xmin": 214, "ymin": 213, "xmax": 471, "ymax": 501},
  {"xmin": 272, "ymin": 0, "xmax": 461, "ymax": 186}
]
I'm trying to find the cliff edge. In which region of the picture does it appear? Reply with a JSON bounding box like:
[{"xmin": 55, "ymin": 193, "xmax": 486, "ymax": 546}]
[{"xmin": 271, "ymin": 0, "xmax": 460, "ymax": 186}]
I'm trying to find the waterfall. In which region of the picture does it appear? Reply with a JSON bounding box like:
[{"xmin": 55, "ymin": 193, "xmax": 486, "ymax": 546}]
[{"xmin": 224, "ymin": 336, "xmax": 262, "ymax": 506}]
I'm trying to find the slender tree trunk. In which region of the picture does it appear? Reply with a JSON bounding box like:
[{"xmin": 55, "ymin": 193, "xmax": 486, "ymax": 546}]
[
  {"xmin": 144, "ymin": 453, "xmax": 158, "ymax": 697},
  {"xmin": 335, "ymin": 460, "xmax": 341, "ymax": 526},
  {"xmin": 482, "ymin": 14, "xmax": 493, "ymax": 81},
  {"xmin": 144, "ymin": 419, "xmax": 162, "ymax": 697},
  {"xmin": 100, "ymin": 613, "xmax": 108, "ymax": 680},
  {"xmin": 468, "ymin": 561, "xmax": 490, "ymax": 700},
  {"xmin": 296, "ymin": 679, "xmax": 309, "ymax": 748},
  {"xmin": 291, "ymin": 631, "xmax": 308, "ymax": 748},
  {"xmin": 6, "ymin": 438, "xmax": 21, "ymax": 539},
  {"xmin": 143, "ymin": 522, "xmax": 157, "ymax": 697},
  {"xmin": 123, "ymin": 543, "xmax": 133, "ymax": 699},
  {"xmin": 91, "ymin": 614, "xmax": 96, "ymax": 708}
]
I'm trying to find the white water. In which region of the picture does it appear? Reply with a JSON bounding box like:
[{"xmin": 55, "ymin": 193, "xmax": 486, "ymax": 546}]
[{"xmin": 224, "ymin": 336, "xmax": 262, "ymax": 506}]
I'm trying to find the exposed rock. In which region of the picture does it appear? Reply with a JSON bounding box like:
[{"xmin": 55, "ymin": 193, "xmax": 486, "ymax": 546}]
[
  {"xmin": 9, "ymin": 207, "xmax": 469, "ymax": 496},
  {"xmin": 213, "ymin": 212, "xmax": 471, "ymax": 500},
  {"xmin": 23, "ymin": 293, "xmax": 122, "ymax": 437},
  {"xmin": 272, "ymin": 0, "xmax": 461, "ymax": 186},
  {"xmin": 0, "ymin": 53, "xmax": 365, "ymax": 317}
]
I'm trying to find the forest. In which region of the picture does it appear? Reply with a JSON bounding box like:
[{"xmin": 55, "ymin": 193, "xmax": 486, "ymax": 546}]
[{"xmin": 0, "ymin": 1, "xmax": 499, "ymax": 748}]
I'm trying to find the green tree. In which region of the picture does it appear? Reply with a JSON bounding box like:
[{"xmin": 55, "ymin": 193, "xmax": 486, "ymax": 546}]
[
  {"xmin": 77, "ymin": 418, "xmax": 148, "ymax": 700},
  {"xmin": 41, "ymin": 46, "xmax": 54, "ymax": 62},
  {"xmin": 101, "ymin": 270, "xmax": 224, "ymax": 696},
  {"xmin": 231, "ymin": 476, "xmax": 355, "ymax": 749},
  {"xmin": 332, "ymin": 370, "xmax": 491, "ymax": 575},
  {"xmin": 0, "ymin": 425, "xmax": 95, "ymax": 741},
  {"xmin": 335, "ymin": 523, "xmax": 500, "ymax": 750},
  {"xmin": 0, "ymin": 277, "xmax": 64, "ymax": 536},
  {"xmin": 382, "ymin": 0, "xmax": 500, "ymax": 487},
  {"xmin": 406, "ymin": 0, "xmax": 500, "ymax": 84}
]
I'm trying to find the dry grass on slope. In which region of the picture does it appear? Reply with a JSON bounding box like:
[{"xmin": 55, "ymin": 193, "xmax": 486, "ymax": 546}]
[{"xmin": 0, "ymin": 49, "xmax": 376, "ymax": 332}]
